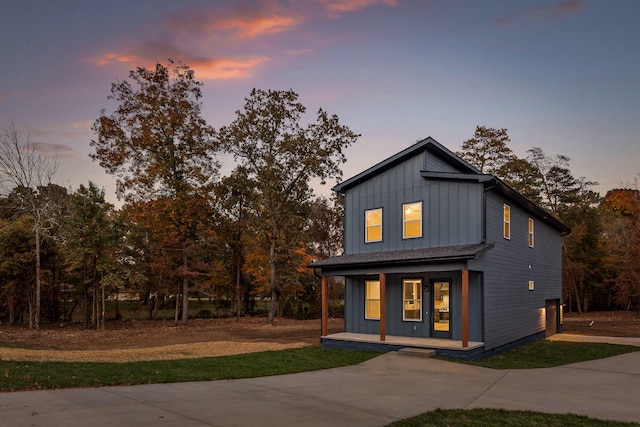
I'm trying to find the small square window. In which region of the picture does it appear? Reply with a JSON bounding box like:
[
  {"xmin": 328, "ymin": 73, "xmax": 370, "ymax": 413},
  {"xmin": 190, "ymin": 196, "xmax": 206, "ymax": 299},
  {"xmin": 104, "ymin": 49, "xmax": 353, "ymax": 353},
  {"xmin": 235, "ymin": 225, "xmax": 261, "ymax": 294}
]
[
  {"xmin": 528, "ymin": 280, "xmax": 535, "ymax": 291},
  {"xmin": 365, "ymin": 208, "xmax": 382, "ymax": 243}
]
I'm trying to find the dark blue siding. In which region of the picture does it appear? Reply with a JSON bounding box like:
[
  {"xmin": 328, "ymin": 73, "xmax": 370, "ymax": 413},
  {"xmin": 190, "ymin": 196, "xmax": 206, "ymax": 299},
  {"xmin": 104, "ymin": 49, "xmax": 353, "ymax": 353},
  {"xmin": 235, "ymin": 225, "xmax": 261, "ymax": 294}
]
[
  {"xmin": 343, "ymin": 151, "xmax": 483, "ymax": 254},
  {"xmin": 481, "ymin": 192, "xmax": 562, "ymax": 350}
]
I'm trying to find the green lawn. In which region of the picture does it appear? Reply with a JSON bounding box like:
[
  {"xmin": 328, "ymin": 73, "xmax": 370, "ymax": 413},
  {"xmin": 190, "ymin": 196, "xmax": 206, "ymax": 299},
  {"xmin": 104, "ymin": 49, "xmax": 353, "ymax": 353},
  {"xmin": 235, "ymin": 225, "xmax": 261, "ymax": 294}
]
[
  {"xmin": 388, "ymin": 408, "xmax": 640, "ymax": 427},
  {"xmin": 0, "ymin": 347, "xmax": 381, "ymax": 392},
  {"xmin": 466, "ymin": 340, "xmax": 639, "ymax": 369}
]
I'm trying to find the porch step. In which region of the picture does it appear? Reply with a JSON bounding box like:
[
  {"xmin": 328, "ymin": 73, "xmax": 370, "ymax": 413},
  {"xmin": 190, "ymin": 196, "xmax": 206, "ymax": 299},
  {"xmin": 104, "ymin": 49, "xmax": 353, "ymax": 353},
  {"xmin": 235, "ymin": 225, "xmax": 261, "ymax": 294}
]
[{"xmin": 397, "ymin": 347, "xmax": 436, "ymax": 358}]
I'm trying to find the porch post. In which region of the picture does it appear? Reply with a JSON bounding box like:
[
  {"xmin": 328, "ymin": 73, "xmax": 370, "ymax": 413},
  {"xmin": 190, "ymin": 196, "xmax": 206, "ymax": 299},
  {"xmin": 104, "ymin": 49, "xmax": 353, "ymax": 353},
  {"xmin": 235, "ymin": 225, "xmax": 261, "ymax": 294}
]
[
  {"xmin": 321, "ymin": 275, "xmax": 328, "ymax": 337},
  {"xmin": 462, "ymin": 269, "xmax": 469, "ymax": 348},
  {"xmin": 379, "ymin": 273, "xmax": 386, "ymax": 341}
]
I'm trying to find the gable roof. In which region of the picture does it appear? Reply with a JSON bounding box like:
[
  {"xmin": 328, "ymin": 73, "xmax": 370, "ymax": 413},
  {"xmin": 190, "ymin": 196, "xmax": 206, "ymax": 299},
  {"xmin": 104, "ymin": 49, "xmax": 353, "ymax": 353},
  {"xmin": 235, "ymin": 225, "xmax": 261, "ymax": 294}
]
[
  {"xmin": 333, "ymin": 137, "xmax": 480, "ymax": 193},
  {"xmin": 333, "ymin": 136, "xmax": 570, "ymax": 235}
]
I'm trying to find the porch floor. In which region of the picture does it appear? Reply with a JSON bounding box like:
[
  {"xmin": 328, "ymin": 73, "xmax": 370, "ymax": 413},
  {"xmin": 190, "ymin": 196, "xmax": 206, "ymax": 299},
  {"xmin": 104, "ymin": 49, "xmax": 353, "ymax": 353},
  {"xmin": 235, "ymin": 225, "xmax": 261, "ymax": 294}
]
[{"xmin": 322, "ymin": 332, "xmax": 484, "ymax": 352}]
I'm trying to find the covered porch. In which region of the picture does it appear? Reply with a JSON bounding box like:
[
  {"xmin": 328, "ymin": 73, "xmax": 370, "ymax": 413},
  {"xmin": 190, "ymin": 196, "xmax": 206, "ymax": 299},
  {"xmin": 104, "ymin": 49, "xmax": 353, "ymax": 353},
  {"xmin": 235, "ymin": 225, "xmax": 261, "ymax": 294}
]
[{"xmin": 310, "ymin": 243, "xmax": 495, "ymax": 356}]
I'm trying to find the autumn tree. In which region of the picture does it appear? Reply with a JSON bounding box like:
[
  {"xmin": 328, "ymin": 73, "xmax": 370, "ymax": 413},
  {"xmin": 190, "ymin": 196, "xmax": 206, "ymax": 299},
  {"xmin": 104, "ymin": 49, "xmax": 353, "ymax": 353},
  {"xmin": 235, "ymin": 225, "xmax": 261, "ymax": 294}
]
[
  {"xmin": 218, "ymin": 88, "xmax": 359, "ymax": 325},
  {"xmin": 0, "ymin": 123, "xmax": 61, "ymax": 331},
  {"xmin": 602, "ymin": 189, "xmax": 640, "ymax": 309},
  {"xmin": 91, "ymin": 60, "xmax": 218, "ymax": 324}
]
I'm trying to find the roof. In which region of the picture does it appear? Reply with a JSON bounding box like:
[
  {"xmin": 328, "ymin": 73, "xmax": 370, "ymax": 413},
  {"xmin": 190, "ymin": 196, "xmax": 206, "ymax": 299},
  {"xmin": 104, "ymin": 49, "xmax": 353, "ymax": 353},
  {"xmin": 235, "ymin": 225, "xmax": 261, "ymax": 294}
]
[
  {"xmin": 308, "ymin": 242, "xmax": 495, "ymax": 272},
  {"xmin": 333, "ymin": 137, "xmax": 480, "ymax": 193}
]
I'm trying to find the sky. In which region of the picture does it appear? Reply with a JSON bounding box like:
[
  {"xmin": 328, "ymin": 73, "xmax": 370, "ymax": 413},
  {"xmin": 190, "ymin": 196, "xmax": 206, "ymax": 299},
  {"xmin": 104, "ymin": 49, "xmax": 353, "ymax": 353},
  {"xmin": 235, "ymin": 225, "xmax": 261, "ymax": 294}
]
[{"xmin": 1, "ymin": 0, "xmax": 639, "ymax": 205}]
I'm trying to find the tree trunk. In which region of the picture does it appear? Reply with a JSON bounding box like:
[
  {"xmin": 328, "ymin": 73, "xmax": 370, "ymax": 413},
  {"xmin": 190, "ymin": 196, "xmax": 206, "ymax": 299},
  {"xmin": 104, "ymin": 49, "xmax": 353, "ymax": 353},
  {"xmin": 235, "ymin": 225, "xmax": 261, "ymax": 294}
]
[
  {"xmin": 235, "ymin": 259, "xmax": 241, "ymax": 323},
  {"xmin": 267, "ymin": 239, "xmax": 278, "ymax": 325},
  {"xmin": 8, "ymin": 294, "xmax": 15, "ymax": 326},
  {"xmin": 101, "ymin": 282, "xmax": 105, "ymax": 330},
  {"xmin": 34, "ymin": 227, "xmax": 41, "ymax": 332},
  {"xmin": 572, "ymin": 281, "xmax": 583, "ymax": 314},
  {"xmin": 181, "ymin": 248, "xmax": 189, "ymax": 325}
]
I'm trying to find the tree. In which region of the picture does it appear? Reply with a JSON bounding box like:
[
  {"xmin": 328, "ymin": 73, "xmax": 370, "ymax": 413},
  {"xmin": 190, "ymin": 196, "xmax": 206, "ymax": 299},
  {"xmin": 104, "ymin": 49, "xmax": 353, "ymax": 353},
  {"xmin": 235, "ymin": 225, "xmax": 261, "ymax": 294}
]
[
  {"xmin": 0, "ymin": 214, "xmax": 34, "ymax": 324},
  {"xmin": 63, "ymin": 182, "xmax": 121, "ymax": 329},
  {"xmin": 212, "ymin": 166, "xmax": 256, "ymax": 321},
  {"xmin": 458, "ymin": 126, "xmax": 516, "ymax": 176},
  {"xmin": 0, "ymin": 123, "xmax": 61, "ymax": 331},
  {"xmin": 91, "ymin": 60, "xmax": 219, "ymax": 325},
  {"xmin": 602, "ymin": 189, "xmax": 640, "ymax": 309},
  {"xmin": 218, "ymin": 88, "xmax": 359, "ymax": 325}
]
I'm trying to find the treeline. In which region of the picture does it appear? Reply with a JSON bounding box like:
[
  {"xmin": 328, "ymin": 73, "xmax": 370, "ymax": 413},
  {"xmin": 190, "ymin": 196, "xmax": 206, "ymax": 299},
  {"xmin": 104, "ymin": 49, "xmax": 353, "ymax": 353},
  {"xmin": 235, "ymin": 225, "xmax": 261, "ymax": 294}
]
[
  {"xmin": 2, "ymin": 61, "xmax": 638, "ymax": 330},
  {"xmin": 0, "ymin": 61, "xmax": 353, "ymax": 330},
  {"xmin": 458, "ymin": 126, "xmax": 640, "ymax": 314}
]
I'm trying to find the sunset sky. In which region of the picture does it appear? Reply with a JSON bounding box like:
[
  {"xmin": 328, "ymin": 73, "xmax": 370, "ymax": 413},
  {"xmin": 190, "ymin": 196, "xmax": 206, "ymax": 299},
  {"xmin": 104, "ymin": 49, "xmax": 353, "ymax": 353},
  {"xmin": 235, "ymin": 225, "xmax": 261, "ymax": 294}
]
[{"xmin": 1, "ymin": 0, "xmax": 639, "ymax": 204}]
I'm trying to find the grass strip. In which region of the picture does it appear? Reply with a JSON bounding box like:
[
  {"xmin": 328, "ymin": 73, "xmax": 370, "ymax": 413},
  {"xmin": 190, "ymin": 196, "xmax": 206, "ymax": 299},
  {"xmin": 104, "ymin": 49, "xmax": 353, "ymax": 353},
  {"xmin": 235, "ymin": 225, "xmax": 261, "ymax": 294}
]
[
  {"xmin": 466, "ymin": 341, "xmax": 639, "ymax": 369},
  {"xmin": 0, "ymin": 347, "xmax": 382, "ymax": 392},
  {"xmin": 388, "ymin": 408, "xmax": 640, "ymax": 427}
]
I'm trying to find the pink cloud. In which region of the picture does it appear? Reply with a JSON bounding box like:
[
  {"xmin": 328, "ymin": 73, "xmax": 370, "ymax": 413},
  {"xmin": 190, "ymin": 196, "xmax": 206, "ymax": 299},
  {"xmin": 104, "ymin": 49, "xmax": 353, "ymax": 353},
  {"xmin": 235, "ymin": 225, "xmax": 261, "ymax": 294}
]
[
  {"xmin": 493, "ymin": 0, "xmax": 586, "ymax": 26},
  {"xmin": 189, "ymin": 56, "xmax": 270, "ymax": 80},
  {"xmin": 319, "ymin": 0, "xmax": 398, "ymax": 17},
  {"xmin": 32, "ymin": 141, "xmax": 75, "ymax": 159},
  {"xmin": 164, "ymin": 4, "xmax": 302, "ymax": 40},
  {"xmin": 0, "ymin": 90, "xmax": 21, "ymax": 103}
]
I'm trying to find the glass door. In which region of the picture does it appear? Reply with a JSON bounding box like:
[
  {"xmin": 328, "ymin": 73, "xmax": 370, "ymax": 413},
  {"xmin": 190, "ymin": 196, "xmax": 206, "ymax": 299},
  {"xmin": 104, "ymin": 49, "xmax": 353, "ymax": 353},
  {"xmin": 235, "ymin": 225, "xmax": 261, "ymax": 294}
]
[{"xmin": 432, "ymin": 280, "xmax": 450, "ymax": 337}]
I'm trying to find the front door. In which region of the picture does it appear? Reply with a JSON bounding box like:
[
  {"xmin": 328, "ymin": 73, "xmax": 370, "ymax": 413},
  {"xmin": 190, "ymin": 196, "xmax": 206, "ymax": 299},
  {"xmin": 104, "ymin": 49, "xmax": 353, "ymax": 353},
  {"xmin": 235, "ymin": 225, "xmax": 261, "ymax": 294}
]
[{"xmin": 432, "ymin": 280, "xmax": 451, "ymax": 338}]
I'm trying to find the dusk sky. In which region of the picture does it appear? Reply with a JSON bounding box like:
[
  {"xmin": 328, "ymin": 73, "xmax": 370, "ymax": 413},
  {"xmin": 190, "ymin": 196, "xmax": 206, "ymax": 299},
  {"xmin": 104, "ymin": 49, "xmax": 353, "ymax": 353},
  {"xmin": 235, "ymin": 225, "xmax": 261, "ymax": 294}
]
[{"xmin": 1, "ymin": 0, "xmax": 639, "ymax": 205}]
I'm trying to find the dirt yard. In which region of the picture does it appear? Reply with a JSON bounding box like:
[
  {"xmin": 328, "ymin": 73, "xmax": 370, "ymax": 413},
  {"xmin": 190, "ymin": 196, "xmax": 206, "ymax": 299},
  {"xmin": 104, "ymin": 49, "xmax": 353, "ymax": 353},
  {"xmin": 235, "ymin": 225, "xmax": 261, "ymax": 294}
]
[
  {"xmin": 562, "ymin": 310, "xmax": 640, "ymax": 337},
  {"xmin": 0, "ymin": 317, "xmax": 345, "ymax": 362},
  {"xmin": 1, "ymin": 311, "xmax": 638, "ymax": 362}
]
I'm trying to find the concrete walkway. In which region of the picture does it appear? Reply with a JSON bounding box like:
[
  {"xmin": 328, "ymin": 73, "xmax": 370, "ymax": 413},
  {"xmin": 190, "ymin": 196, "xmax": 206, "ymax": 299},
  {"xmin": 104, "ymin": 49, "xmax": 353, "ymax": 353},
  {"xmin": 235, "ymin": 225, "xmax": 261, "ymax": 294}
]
[{"xmin": 1, "ymin": 336, "xmax": 640, "ymax": 426}]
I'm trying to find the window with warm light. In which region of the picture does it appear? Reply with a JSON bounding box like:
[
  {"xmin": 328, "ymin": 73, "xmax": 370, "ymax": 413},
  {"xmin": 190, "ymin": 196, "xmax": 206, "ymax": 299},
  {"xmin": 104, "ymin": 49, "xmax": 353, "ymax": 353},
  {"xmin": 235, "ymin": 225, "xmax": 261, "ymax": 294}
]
[
  {"xmin": 403, "ymin": 202, "xmax": 422, "ymax": 239},
  {"xmin": 365, "ymin": 208, "xmax": 382, "ymax": 243},
  {"xmin": 528, "ymin": 218, "xmax": 534, "ymax": 248},
  {"xmin": 365, "ymin": 280, "xmax": 381, "ymax": 319},
  {"xmin": 528, "ymin": 280, "xmax": 535, "ymax": 291},
  {"xmin": 503, "ymin": 204, "xmax": 511, "ymax": 240},
  {"xmin": 403, "ymin": 279, "xmax": 422, "ymax": 321}
]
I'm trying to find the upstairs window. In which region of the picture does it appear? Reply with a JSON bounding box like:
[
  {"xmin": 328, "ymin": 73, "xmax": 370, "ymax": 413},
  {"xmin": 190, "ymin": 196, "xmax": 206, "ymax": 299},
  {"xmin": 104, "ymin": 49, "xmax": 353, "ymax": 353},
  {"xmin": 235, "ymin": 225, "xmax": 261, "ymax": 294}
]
[
  {"xmin": 365, "ymin": 280, "xmax": 381, "ymax": 319},
  {"xmin": 365, "ymin": 208, "xmax": 382, "ymax": 243},
  {"xmin": 503, "ymin": 204, "xmax": 511, "ymax": 240},
  {"xmin": 403, "ymin": 202, "xmax": 422, "ymax": 239},
  {"xmin": 528, "ymin": 218, "xmax": 534, "ymax": 248}
]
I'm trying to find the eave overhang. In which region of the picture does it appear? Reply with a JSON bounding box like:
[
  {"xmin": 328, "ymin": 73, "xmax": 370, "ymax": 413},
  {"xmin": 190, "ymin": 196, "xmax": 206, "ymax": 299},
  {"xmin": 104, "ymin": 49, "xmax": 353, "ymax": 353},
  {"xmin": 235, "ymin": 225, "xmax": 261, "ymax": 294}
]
[{"xmin": 308, "ymin": 242, "xmax": 494, "ymax": 274}]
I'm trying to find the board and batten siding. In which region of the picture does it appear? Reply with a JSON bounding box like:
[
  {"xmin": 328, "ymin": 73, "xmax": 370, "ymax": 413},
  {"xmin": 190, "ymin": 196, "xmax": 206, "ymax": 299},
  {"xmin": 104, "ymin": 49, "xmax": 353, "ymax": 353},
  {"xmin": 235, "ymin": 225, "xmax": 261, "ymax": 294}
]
[
  {"xmin": 480, "ymin": 192, "xmax": 563, "ymax": 351},
  {"xmin": 343, "ymin": 150, "xmax": 484, "ymax": 254}
]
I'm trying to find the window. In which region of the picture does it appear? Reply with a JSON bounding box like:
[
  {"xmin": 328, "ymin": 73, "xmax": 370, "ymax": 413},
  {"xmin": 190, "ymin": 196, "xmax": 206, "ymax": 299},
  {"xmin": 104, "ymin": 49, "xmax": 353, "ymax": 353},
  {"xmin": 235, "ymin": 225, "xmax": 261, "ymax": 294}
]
[
  {"xmin": 528, "ymin": 280, "xmax": 535, "ymax": 291},
  {"xmin": 403, "ymin": 279, "xmax": 422, "ymax": 321},
  {"xmin": 365, "ymin": 280, "xmax": 381, "ymax": 319},
  {"xmin": 528, "ymin": 218, "xmax": 534, "ymax": 248},
  {"xmin": 403, "ymin": 202, "xmax": 422, "ymax": 239},
  {"xmin": 503, "ymin": 204, "xmax": 511, "ymax": 240},
  {"xmin": 365, "ymin": 208, "xmax": 382, "ymax": 243}
]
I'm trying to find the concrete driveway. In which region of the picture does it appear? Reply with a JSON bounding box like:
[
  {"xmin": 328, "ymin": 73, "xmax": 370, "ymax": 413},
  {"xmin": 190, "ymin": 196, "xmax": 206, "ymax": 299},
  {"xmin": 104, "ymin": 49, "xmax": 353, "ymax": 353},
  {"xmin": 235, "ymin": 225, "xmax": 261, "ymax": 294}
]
[{"xmin": 1, "ymin": 341, "xmax": 639, "ymax": 426}]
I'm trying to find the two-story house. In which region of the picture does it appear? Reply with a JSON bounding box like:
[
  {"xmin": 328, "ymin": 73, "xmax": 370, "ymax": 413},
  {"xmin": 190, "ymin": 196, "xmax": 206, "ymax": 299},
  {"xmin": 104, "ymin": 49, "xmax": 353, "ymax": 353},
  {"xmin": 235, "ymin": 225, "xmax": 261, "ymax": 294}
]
[{"xmin": 310, "ymin": 137, "xmax": 570, "ymax": 360}]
